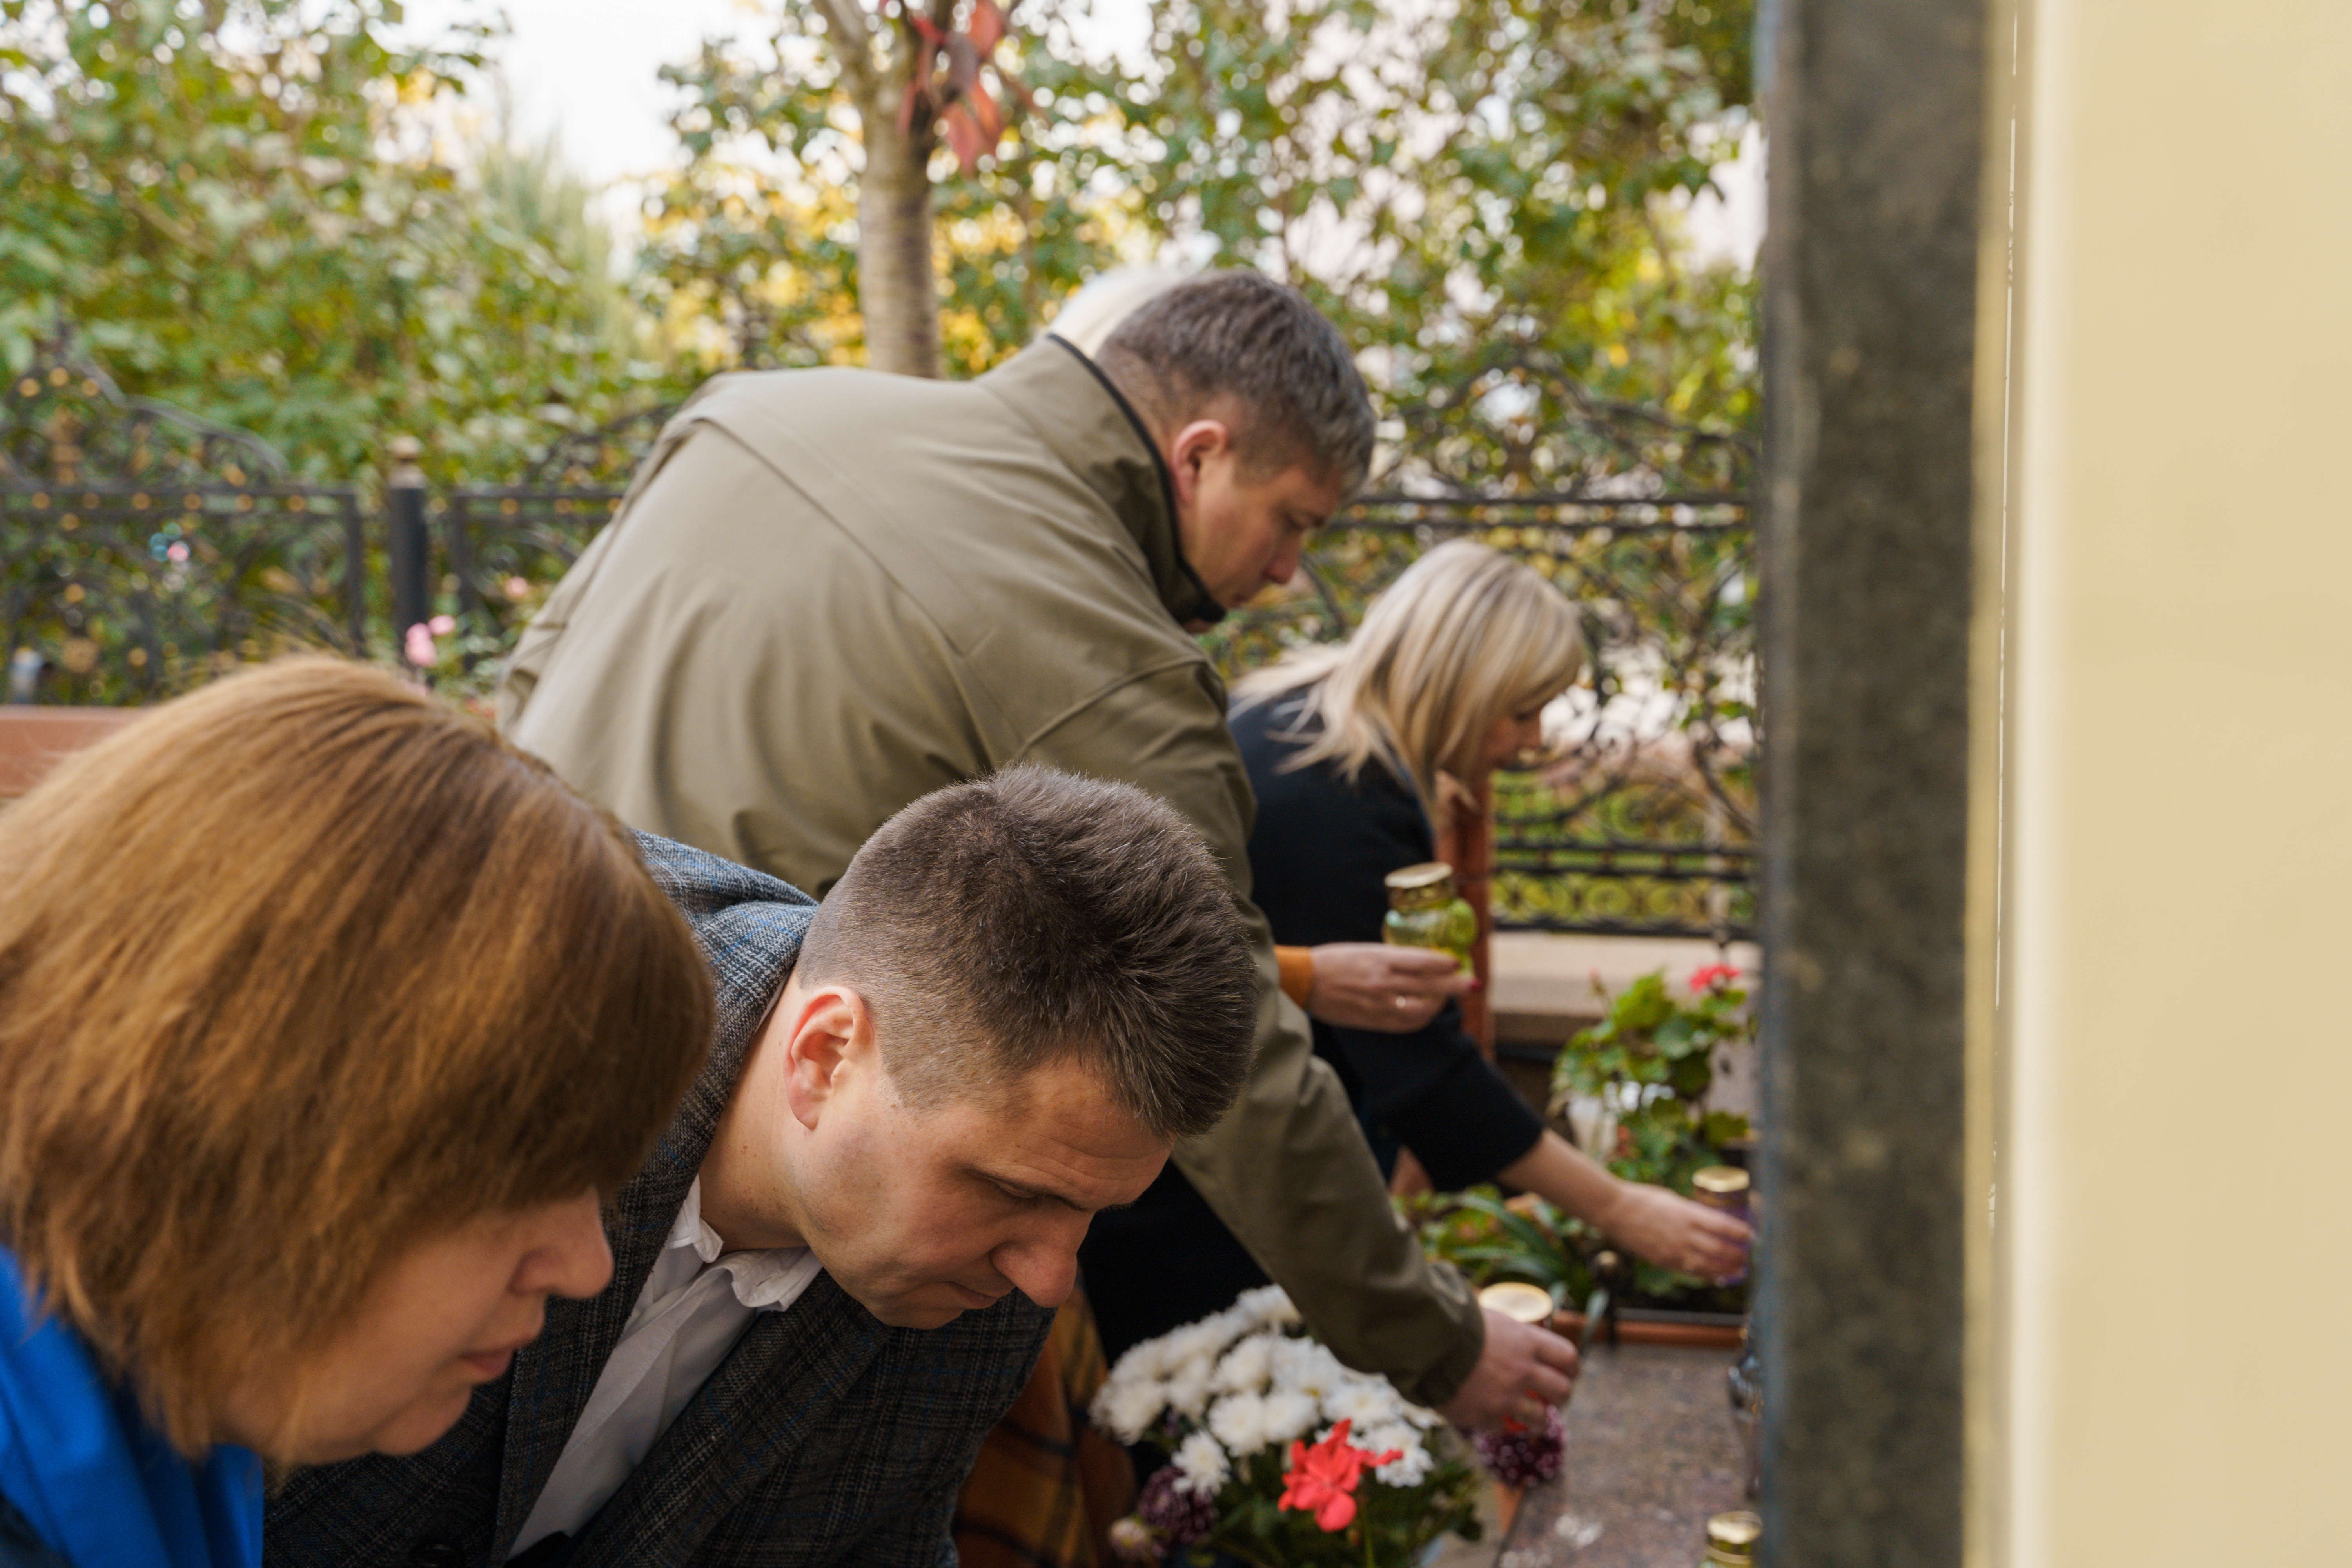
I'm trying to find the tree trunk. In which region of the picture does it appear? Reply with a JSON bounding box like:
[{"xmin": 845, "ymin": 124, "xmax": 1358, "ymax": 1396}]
[
  {"xmin": 855, "ymin": 112, "xmax": 941, "ymax": 379},
  {"xmin": 811, "ymin": 0, "xmax": 944, "ymax": 379}
]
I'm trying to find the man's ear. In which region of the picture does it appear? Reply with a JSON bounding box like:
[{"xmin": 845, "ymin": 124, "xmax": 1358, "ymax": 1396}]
[
  {"xmin": 780, "ymin": 984, "xmax": 877, "ymax": 1132},
  {"xmin": 1167, "ymin": 418, "xmax": 1233, "ymax": 507}
]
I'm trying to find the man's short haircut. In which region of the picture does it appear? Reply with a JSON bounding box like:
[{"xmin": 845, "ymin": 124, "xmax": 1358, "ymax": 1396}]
[
  {"xmin": 1093, "ymin": 270, "xmax": 1377, "ymax": 494},
  {"xmin": 0, "ymin": 658, "xmax": 712, "ymax": 1457},
  {"xmin": 794, "ymin": 764, "xmax": 1258, "ymax": 1141}
]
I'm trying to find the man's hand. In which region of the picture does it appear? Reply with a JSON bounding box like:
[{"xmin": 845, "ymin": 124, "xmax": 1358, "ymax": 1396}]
[
  {"xmin": 1434, "ymin": 1308, "xmax": 1579, "ymax": 1432},
  {"xmin": 1595, "ymin": 1183, "xmax": 1752, "ymax": 1282},
  {"xmin": 1305, "ymin": 943, "xmax": 1474, "ymax": 1033}
]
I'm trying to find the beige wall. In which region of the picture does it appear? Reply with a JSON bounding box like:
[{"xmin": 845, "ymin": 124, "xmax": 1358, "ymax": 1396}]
[{"xmin": 1998, "ymin": 0, "xmax": 2352, "ymax": 1561}]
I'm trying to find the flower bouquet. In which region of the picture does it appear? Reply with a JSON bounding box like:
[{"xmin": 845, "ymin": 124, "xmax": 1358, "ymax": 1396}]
[{"xmin": 1093, "ymin": 1285, "xmax": 1545, "ymax": 1566}]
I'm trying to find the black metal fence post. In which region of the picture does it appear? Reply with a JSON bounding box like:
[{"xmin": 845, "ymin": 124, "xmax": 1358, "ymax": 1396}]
[
  {"xmin": 341, "ymin": 490, "xmax": 369, "ymax": 657},
  {"xmin": 386, "ymin": 434, "xmax": 428, "ymax": 662}
]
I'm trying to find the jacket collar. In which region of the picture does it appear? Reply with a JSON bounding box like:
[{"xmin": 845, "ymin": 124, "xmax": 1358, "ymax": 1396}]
[{"xmin": 981, "ymin": 336, "xmax": 1227, "ymax": 628}]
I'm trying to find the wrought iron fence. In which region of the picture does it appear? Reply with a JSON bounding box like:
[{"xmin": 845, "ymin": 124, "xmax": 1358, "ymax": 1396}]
[
  {"xmin": 436, "ymin": 408, "xmax": 668, "ymax": 644},
  {"xmin": 2, "ymin": 356, "xmax": 365, "ymax": 704},
  {"xmin": 3, "ymin": 345, "xmax": 1755, "ymax": 937}
]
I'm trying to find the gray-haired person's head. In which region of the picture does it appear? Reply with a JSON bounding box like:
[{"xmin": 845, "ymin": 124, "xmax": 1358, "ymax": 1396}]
[
  {"xmin": 1094, "ymin": 270, "xmax": 1377, "ymax": 495},
  {"xmin": 793, "ymin": 764, "xmax": 1258, "ymax": 1140}
]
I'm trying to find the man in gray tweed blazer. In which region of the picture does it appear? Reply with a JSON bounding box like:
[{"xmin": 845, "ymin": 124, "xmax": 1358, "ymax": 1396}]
[{"xmin": 268, "ymin": 766, "xmax": 1258, "ymax": 1568}]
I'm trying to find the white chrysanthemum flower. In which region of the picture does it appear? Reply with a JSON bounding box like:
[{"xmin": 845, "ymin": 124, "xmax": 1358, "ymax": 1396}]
[
  {"xmin": 1152, "ymin": 1321, "xmax": 1219, "ymax": 1376},
  {"xmin": 1209, "ymin": 1332, "xmax": 1275, "ymax": 1395},
  {"xmin": 1365, "ymin": 1423, "xmax": 1434, "ymax": 1486},
  {"xmin": 1106, "ymin": 1338, "xmax": 1167, "ymax": 1387},
  {"xmin": 1092, "ymin": 1374, "xmax": 1169, "ymax": 1444},
  {"xmin": 1259, "ymin": 1389, "xmax": 1322, "ymax": 1446},
  {"xmin": 1232, "ymin": 1283, "xmax": 1299, "ymax": 1330},
  {"xmin": 1207, "ymin": 1391, "xmax": 1270, "ymax": 1456},
  {"xmin": 1171, "ymin": 1431, "xmax": 1231, "ymax": 1496},
  {"xmin": 1321, "ymin": 1379, "xmax": 1401, "ymax": 1430},
  {"xmin": 1203, "ymin": 1305, "xmax": 1255, "ymax": 1350},
  {"xmin": 1269, "ymin": 1337, "xmax": 1349, "ymax": 1400},
  {"xmin": 1396, "ymin": 1399, "xmax": 1444, "ymax": 1429},
  {"xmin": 1164, "ymin": 1356, "xmax": 1214, "ymax": 1419}
]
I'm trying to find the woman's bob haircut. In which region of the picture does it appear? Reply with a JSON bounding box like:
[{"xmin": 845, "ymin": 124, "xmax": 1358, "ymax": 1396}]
[
  {"xmin": 1232, "ymin": 540, "xmax": 1584, "ymax": 816},
  {"xmin": 0, "ymin": 658, "xmax": 712, "ymax": 1456}
]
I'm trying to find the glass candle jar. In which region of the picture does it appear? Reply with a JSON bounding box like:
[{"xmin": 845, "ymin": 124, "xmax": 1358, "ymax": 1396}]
[
  {"xmin": 1702, "ymin": 1509, "xmax": 1761, "ymax": 1566},
  {"xmin": 1382, "ymin": 861, "xmax": 1477, "ymax": 975},
  {"xmin": 1691, "ymin": 1165, "xmax": 1753, "ymax": 1285}
]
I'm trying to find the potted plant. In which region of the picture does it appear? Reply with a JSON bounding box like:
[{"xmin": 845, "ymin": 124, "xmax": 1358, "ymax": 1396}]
[{"xmin": 1408, "ymin": 966, "xmax": 1757, "ymax": 1334}]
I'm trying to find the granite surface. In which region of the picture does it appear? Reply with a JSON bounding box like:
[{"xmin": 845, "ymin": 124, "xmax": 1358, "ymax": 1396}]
[
  {"xmin": 1754, "ymin": 0, "xmax": 1988, "ymax": 1559},
  {"xmin": 1483, "ymin": 1343, "xmax": 1749, "ymax": 1568}
]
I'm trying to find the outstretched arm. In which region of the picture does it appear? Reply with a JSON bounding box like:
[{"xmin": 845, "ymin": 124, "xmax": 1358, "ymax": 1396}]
[{"xmin": 1495, "ymin": 1131, "xmax": 1752, "ymax": 1282}]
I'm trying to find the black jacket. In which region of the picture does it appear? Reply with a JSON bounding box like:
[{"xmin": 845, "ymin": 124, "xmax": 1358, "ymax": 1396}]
[{"xmin": 1080, "ymin": 695, "xmax": 1543, "ymax": 1365}]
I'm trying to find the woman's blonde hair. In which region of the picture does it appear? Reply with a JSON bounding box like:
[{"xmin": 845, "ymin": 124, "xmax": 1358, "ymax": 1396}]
[
  {"xmin": 0, "ymin": 658, "xmax": 712, "ymax": 1457},
  {"xmin": 1232, "ymin": 541, "xmax": 1584, "ymax": 814}
]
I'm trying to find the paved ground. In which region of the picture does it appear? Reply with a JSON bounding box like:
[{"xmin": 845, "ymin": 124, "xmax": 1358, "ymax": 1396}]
[{"xmin": 1434, "ymin": 1343, "xmax": 1751, "ymax": 1568}]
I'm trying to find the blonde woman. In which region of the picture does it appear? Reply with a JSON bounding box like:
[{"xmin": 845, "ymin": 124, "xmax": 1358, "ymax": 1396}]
[
  {"xmin": 1081, "ymin": 542, "xmax": 1748, "ymax": 1363},
  {"xmin": 0, "ymin": 661, "xmax": 712, "ymax": 1568}
]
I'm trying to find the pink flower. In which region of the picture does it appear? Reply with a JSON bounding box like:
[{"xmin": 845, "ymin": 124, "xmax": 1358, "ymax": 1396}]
[
  {"xmin": 403, "ymin": 622, "xmax": 437, "ymax": 667},
  {"xmin": 1277, "ymin": 1419, "xmax": 1401, "ymax": 1533},
  {"xmin": 165, "ymin": 541, "xmax": 189, "ymax": 563},
  {"xmin": 503, "ymin": 575, "xmax": 531, "ymax": 601},
  {"xmin": 1689, "ymin": 964, "xmax": 1740, "ymax": 993},
  {"xmin": 427, "ymin": 613, "xmax": 457, "ymax": 636}
]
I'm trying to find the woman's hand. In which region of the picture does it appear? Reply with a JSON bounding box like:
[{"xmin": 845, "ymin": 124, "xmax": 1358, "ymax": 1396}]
[
  {"xmin": 1594, "ymin": 1182, "xmax": 1752, "ymax": 1282},
  {"xmin": 1305, "ymin": 942, "xmax": 1474, "ymax": 1032}
]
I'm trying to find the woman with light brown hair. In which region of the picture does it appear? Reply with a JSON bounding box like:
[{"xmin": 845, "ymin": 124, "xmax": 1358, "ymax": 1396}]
[{"xmin": 0, "ymin": 659, "xmax": 713, "ymax": 1568}]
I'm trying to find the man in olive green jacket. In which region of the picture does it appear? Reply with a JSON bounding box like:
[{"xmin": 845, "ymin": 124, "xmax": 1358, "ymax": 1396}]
[{"xmin": 499, "ymin": 272, "xmax": 1575, "ymax": 1423}]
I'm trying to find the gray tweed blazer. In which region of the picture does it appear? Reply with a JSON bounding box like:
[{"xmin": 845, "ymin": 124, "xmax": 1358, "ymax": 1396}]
[{"xmin": 267, "ymin": 834, "xmax": 1054, "ymax": 1568}]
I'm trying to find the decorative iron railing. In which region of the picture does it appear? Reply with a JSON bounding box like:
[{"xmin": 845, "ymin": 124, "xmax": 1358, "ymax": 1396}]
[
  {"xmin": 1, "ymin": 355, "xmax": 365, "ymax": 705},
  {"xmin": 4, "ymin": 341, "xmax": 1755, "ymax": 936}
]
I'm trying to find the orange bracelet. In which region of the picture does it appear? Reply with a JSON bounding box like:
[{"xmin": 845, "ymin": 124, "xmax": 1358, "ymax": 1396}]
[{"xmin": 1275, "ymin": 944, "xmax": 1314, "ymax": 1009}]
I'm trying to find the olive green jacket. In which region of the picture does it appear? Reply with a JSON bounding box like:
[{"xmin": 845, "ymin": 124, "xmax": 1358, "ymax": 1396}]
[{"xmin": 499, "ymin": 338, "xmax": 1483, "ymax": 1406}]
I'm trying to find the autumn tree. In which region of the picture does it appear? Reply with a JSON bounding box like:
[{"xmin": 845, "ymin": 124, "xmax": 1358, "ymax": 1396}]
[
  {"xmin": 0, "ymin": 0, "xmax": 664, "ymax": 479},
  {"xmin": 644, "ymin": 0, "xmax": 1757, "ymax": 451}
]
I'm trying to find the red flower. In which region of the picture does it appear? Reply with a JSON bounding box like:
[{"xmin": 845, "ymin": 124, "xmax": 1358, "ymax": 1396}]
[
  {"xmin": 1278, "ymin": 1420, "xmax": 1403, "ymax": 1533},
  {"xmin": 1688, "ymin": 963, "xmax": 1740, "ymax": 993}
]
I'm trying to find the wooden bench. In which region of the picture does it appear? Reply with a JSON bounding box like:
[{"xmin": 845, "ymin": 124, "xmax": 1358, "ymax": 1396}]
[{"xmin": 0, "ymin": 708, "xmax": 140, "ymax": 800}]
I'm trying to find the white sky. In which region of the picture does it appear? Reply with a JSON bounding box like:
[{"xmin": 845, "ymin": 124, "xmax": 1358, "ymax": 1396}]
[{"xmin": 394, "ymin": 0, "xmax": 1763, "ymax": 270}]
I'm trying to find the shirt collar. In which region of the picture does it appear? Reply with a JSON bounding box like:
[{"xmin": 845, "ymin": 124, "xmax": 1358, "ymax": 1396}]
[{"xmin": 667, "ymin": 1179, "xmax": 819, "ymax": 1310}]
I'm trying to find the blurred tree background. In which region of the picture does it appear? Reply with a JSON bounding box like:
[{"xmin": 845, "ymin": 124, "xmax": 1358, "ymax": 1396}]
[{"xmin": 4, "ymin": 0, "xmax": 1755, "ymax": 480}]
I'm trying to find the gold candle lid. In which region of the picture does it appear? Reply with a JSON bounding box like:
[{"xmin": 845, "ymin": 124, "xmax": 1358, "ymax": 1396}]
[
  {"xmin": 1692, "ymin": 1166, "xmax": 1751, "ymax": 1199},
  {"xmin": 1384, "ymin": 860, "xmax": 1457, "ymax": 909},
  {"xmin": 1477, "ymin": 1281, "xmax": 1555, "ymax": 1325},
  {"xmin": 1706, "ymin": 1510, "xmax": 1761, "ymax": 1561}
]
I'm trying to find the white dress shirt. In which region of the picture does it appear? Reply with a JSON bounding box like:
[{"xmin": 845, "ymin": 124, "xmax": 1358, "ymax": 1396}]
[{"xmin": 509, "ymin": 1179, "xmax": 823, "ymax": 1557}]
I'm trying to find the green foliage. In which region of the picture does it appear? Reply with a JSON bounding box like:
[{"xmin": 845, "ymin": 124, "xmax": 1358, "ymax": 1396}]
[
  {"xmin": 1552, "ymin": 965, "xmax": 1751, "ymax": 1207},
  {"xmin": 1101, "ymin": 0, "xmax": 1758, "ymax": 472},
  {"xmin": 1410, "ymin": 1186, "xmax": 1596, "ymax": 1305},
  {"xmin": 640, "ymin": 0, "xmax": 1758, "ymax": 412},
  {"xmin": 638, "ymin": 0, "xmax": 1131, "ymax": 379},
  {"xmin": 1409, "ymin": 1174, "xmax": 1747, "ymax": 1314},
  {"xmin": 1417, "ymin": 965, "xmax": 1764, "ymax": 1307},
  {"xmin": 0, "ymin": 0, "xmax": 671, "ymax": 482}
]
